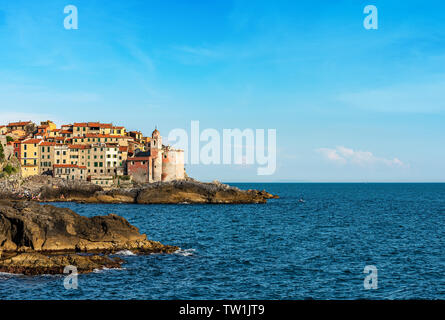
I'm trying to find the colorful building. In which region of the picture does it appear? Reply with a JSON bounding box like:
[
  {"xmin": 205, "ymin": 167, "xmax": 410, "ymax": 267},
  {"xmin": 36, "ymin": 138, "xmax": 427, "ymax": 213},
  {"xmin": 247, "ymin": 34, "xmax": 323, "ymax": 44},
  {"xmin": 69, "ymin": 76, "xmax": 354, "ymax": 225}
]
[{"xmin": 20, "ymin": 138, "xmax": 43, "ymax": 177}]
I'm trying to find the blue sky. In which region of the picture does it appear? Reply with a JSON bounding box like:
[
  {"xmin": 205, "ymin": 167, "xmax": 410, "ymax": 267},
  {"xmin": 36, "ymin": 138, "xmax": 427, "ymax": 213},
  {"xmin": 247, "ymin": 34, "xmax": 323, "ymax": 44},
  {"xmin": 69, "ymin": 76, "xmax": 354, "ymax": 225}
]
[{"xmin": 1, "ymin": 0, "xmax": 445, "ymax": 182}]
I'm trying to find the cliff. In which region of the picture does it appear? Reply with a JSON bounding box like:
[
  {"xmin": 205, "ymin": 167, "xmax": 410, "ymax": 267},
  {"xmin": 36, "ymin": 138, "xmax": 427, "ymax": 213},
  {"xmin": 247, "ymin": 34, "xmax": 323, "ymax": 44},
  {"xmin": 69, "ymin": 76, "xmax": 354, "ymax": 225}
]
[{"xmin": 0, "ymin": 200, "xmax": 178, "ymax": 275}]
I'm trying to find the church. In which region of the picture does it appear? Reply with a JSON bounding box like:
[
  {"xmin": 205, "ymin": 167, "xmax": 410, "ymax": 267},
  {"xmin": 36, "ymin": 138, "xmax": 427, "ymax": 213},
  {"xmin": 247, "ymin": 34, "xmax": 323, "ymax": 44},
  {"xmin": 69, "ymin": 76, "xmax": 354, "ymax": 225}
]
[{"xmin": 126, "ymin": 128, "xmax": 185, "ymax": 183}]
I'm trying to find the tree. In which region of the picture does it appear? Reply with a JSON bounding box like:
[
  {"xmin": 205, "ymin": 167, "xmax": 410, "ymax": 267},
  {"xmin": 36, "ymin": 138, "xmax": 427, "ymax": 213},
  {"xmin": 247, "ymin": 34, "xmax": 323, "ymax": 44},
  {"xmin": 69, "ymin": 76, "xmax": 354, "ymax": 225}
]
[
  {"xmin": 2, "ymin": 164, "xmax": 17, "ymax": 175},
  {"xmin": 0, "ymin": 143, "xmax": 4, "ymax": 162}
]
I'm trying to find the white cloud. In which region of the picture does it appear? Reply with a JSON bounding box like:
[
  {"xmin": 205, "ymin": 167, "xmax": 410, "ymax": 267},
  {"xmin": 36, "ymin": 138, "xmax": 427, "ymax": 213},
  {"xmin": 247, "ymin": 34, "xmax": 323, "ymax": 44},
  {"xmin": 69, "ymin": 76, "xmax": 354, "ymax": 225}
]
[{"xmin": 316, "ymin": 146, "xmax": 408, "ymax": 168}]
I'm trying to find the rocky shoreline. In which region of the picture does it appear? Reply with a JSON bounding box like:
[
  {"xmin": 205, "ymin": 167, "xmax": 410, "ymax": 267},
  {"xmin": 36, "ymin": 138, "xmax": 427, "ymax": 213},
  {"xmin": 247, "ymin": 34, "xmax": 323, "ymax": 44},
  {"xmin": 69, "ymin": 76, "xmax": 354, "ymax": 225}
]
[
  {"xmin": 0, "ymin": 200, "xmax": 178, "ymax": 275},
  {"xmin": 0, "ymin": 176, "xmax": 279, "ymax": 204},
  {"xmin": 0, "ymin": 176, "xmax": 278, "ymax": 275}
]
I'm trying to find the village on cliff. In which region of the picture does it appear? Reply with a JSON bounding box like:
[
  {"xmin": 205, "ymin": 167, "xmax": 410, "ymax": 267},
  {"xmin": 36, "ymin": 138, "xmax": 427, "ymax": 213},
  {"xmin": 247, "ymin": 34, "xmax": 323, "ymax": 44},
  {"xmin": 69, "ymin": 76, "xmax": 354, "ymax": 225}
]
[{"xmin": 0, "ymin": 120, "xmax": 185, "ymax": 186}]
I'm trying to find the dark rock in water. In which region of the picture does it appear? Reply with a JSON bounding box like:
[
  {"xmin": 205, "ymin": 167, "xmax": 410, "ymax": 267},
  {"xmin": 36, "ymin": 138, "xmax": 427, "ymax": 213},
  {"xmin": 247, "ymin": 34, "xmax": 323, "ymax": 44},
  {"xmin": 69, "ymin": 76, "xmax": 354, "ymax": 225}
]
[
  {"xmin": 0, "ymin": 252, "xmax": 124, "ymax": 275},
  {"xmin": 136, "ymin": 180, "xmax": 278, "ymax": 204},
  {"xmin": 0, "ymin": 200, "xmax": 178, "ymax": 274}
]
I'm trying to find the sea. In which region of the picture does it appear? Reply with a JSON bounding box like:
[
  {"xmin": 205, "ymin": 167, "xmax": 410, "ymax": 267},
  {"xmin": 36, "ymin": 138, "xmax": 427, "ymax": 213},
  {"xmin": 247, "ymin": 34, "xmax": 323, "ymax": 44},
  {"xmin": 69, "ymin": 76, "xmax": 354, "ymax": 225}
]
[{"xmin": 1, "ymin": 183, "xmax": 444, "ymax": 300}]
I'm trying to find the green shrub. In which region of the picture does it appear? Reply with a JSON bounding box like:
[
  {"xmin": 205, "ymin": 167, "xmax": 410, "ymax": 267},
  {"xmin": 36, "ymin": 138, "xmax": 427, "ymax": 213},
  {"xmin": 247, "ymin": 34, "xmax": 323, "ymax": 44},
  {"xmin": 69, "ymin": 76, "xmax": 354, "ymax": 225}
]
[
  {"xmin": 6, "ymin": 136, "xmax": 13, "ymax": 143},
  {"xmin": 119, "ymin": 175, "xmax": 131, "ymax": 181},
  {"xmin": 0, "ymin": 143, "xmax": 4, "ymax": 162},
  {"xmin": 2, "ymin": 164, "xmax": 17, "ymax": 175}
]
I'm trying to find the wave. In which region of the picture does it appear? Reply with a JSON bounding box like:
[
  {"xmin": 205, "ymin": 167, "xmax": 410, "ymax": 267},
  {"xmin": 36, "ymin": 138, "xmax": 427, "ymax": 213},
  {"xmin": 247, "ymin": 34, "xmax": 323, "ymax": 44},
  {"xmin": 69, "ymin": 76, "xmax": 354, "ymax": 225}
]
[
  {"xmin": 174, "ymin": 248, "xmax": 196, "ymax": 256},
  {"xmin": 93, "ymin": 267, "xmax": 126, "ymax": 273},
  {"xmin": 114, "ymin": 250, "xmax": 136, "ymax": 256},
  {"xmin": 0, "ymin": 271, "xmax": 22, "ymax": 276}
]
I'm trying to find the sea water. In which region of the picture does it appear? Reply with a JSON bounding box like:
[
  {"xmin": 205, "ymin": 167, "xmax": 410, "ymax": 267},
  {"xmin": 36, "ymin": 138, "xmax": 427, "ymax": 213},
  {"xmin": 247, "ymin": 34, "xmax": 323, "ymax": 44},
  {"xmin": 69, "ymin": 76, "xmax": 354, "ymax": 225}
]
[{"xmin": 1, "ymin": 183, "xmax": 444, "ymax": 300}]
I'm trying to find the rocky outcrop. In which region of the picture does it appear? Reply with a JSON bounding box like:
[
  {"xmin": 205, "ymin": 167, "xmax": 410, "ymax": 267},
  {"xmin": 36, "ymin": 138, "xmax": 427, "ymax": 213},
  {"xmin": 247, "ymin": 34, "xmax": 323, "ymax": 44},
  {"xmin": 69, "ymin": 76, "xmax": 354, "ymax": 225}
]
[
  {"xmin": 136, "ymin": 180, "xmax": 278, "ymax": 204},
  {"xmin": 0, "ymin": 176, "xmax": 279, "ymax": 204},
  {"xmin": 0, "ymin": 200, "xmax": 178, "ymax": 274},
  {"xmin": 0, "ymin": 252, "xmax": 124, "ymax": 275}
]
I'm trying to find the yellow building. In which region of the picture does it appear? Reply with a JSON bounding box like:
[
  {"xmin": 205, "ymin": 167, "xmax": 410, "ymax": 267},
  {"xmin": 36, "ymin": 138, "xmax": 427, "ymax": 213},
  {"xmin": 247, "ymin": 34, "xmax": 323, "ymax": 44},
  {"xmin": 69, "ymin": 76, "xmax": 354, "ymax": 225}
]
[
  {"xmin": 72, "ymin": 122, "xmax": 113, "ymax": 137},
  {"xmin": 39, "ymin": 141, "xmax": 56, "ymax": 174},
  {"xmin": 21, "ymin": 138, "xmax": 43, "ymax": 177},
  {"xmin": 40, "ymin": 120, "xmax": 57, "ymax": 131},
  {"xmin": 111, "ymin": 126, "xmax": 126, "ymax": 136}
]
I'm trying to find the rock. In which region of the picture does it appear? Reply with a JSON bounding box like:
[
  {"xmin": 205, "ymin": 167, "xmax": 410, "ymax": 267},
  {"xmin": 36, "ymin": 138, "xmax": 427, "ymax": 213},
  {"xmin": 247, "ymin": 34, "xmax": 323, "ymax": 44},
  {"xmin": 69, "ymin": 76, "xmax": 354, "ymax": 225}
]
[
  {"xmin": 0, "ymin": 252, "xmax": 124, "ymax": 275},
  {"xmin": 136, "ymin": 180, "xmax": 276, "ymax": 204},
  {"xmin": 0, "ymin": 175, "xmax": 279, "ymax": 204},
  {"xmin": 0, "ymin": 200, "xmax": 178, "ymax": 254},
  {"xmin": 0, "ymin": 200, "xmax": 178, "ymax": 274}
]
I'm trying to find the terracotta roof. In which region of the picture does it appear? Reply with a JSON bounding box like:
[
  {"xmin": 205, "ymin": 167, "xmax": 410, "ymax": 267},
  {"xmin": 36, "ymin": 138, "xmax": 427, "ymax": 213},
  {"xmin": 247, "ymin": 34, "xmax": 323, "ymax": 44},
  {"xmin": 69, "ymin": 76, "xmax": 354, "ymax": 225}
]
[
  {"xmin": 119, "ymin": 146, "xmax": 128, "ymax": 152},
  {"xmin": 7, "ymin": 121, "xmax": 31, "ymax": 127},
  {"xmin": 74, "ymin": 122, "xmax": 113, "ymax": 128},
  {"xmin": 40, "ymin": 142, "xmax": 56, "ymax": 146},
  {"xmin": 127, "ymin": 157, "xmax": 151, "ymax": 161},
  {"xmin": 22, "ymin": 139, "xmax": 43, "ymax": 144}
]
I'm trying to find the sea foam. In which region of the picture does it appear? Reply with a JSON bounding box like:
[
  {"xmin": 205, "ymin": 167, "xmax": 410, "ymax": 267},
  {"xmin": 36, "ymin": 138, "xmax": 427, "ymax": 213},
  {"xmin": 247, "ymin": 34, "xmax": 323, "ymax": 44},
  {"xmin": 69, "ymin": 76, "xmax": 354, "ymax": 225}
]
[{"xmin": 174, "ymin": 248, "xmax": 196, "ymax": 256}]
